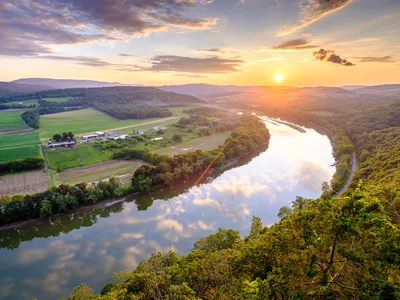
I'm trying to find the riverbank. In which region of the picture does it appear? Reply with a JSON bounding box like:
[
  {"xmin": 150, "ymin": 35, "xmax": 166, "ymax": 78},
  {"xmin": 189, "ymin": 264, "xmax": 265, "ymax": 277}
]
[{"xmin": 0, "ymin": 142, "xmax": 269, "ymax": 231}]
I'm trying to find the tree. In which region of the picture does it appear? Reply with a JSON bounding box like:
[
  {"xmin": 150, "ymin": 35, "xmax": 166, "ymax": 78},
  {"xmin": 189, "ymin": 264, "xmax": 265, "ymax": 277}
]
[
  {"xmin": 160, "ymin": 172, "xmax": 174, "ymax": 185},
  {"xmin": 53, "ymin": 134, "xmax": 62, "ymax": 142},
  {"xmin": 172, "ymin": 134, "xmax": 183, "ymax": 142},
  {"xmin": 40, "ymin": 200, "xmax": 52, "ymax": 217},
  {"xmin": 277, "ymin": 206, "xmax": 292, "ymax": 219},
  {"xmin": 249, "ymin": 216, "xmax": 263, "ymax": 238}
]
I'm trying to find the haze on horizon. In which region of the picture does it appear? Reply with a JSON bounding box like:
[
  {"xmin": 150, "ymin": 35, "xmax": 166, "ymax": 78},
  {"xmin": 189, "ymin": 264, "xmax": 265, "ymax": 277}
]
[{"xmin": 1, "ymin": 0, "xmax": 399, "ymax": 86}]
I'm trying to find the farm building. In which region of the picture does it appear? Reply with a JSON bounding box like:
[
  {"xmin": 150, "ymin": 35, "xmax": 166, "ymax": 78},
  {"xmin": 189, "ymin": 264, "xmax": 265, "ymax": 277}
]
[
  {"xmin": 153, "ymin": 126, "xmax": 166, "ymax": 131},
  {"xmin": 48, "ymin": 141, "xmax": 76, "ymax": 148},
  {"xmin": 151, "ymin": 137, "xmax": 164, "ymax": 141},
  {"xmin": 95, "ymin": 131, "xmax": 106, "ymax": 136},
  {"xmin": 82, "ymin": 134, "xmax": 99, "ymax": 140}
]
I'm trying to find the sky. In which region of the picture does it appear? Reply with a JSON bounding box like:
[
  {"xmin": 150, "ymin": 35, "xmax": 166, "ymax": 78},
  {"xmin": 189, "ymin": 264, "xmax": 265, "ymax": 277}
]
[{"xmin": 0, "ymin": 0, "xmax": 399, "ymax": 86}]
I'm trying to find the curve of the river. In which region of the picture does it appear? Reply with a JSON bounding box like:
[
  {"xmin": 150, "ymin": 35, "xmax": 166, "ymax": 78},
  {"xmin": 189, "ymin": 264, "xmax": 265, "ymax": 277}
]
[{"xmin": 0, "ymin": 118, "xmax": 335, "ymax": 300}]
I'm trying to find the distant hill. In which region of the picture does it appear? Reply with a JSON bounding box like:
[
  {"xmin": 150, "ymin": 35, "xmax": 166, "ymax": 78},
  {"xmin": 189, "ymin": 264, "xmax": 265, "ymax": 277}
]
[
  {"xmin": 352, "ymin": 84, "xmax": 400, "ymax": 97},
  {"xmin": 11, "ymin": 78, "xmax": 142, "ymax": 90},
  {"xmin": 0, "ymin": 81, "xmax": 52, "ymax": 97}
]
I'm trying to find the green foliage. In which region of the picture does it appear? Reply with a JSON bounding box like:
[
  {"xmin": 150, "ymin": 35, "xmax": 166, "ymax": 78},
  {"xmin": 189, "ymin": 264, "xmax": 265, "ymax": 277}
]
[
  {"xmin": 173, "ymin": 133, "xmax": 183, "ymax": 142},
  {"xmin": 0, "ymin": 157, "xmax": 44, "ymax": 175},
  {"xmin": 193, "ymin": 228, "xmax": 240, "ymax": 253},
  {"xmin": 21, "ymin": 110, "xmax": 40, "ymax": 129},
  {"xmin": 0, "ymin": 177, "xmax": 123, "ymax": 225}
]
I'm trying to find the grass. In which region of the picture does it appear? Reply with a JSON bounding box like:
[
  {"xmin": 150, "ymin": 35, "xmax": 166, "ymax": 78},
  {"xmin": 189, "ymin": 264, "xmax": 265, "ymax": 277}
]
[
  {"xmin": 155, "ymin": 131, "xmax": 231, "ymax": 156},
  {"xmin": 0, "ymin": 132, "xmax": 40, "ymax": 149},
  {"xmin": 0, "ymin": 132, "xmax": 41, "ymax": 162},
  {"xmin": 43, "ymin": 97, "xmax": 70, "ymax": 103},
  {"xmin": 0, "ymin": 110, "xmax": 27, "ymax": 132},
  {"xmin": 39, "ymin": 107, "xmax": 195, "ymax": 139},
  {"xmin": 0, "ymin": 146, "xmax": 40, "ymax": 163},
  {"xmin": 54, "ymin": 160, "xmax": 144, "ymax": 185},
  {"xmin": 45, "ymin": 143, "xmax": 113, "ymax": 170},
  {"xmin": 5, "ymin": 99, "xmax": 38, "ymax": 107}
]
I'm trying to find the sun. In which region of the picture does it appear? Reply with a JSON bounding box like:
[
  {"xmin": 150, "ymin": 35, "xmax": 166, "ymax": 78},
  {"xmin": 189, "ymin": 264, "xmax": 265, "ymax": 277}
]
[{"xmin": 274, "ymin": 73, "xmax": 284, "ymax": 84}]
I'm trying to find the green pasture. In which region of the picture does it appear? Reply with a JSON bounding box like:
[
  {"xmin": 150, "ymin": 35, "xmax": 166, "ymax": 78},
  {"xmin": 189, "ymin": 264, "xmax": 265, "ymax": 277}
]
[
  {"xmin": 5, "ymin": 99, "xmax": 38, "ymax": 107},
  {"xmin": 43, "ymin": 97, "xmax": 70, "ymax": 103},
  {"xmin": 0, "ymin": 146, "xmax": 40, "ymax": 163},
  {"xmin": 0, "ymin": 110, "xmax": 27, "ymax": 132}
]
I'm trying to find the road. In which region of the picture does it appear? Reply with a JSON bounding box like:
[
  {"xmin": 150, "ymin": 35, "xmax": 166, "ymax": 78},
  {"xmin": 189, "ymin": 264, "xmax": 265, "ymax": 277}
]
[{"xmin": 335, "ymin": 152, "xmax": 357, "ymax": 198}]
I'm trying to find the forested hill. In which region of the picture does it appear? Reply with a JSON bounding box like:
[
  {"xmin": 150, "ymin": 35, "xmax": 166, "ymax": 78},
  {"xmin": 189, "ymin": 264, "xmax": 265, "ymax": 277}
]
[
  {"xmin": 64, "ymin": 102, "xmax": 400, "ymax": 299},
  {"xmin": 2, "ymin": 86, "xmax": 203, "ymax": 119}
]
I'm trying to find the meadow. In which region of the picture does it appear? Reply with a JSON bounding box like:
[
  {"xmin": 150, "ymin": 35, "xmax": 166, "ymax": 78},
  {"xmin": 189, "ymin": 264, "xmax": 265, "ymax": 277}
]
[
  {"xmin": 39, "ymin": 107, "xmax": 194, "ymax": 139},
  {"xmin": 5, "ymin": 99, "xmax": 38, "ymax": 107},
  {"xmin": 43, "ymin": 97, "xmax": 70, "ymax": 103},
  {"xmin": 0, "ymin": 110, "xmax": 28, "ymax": 132},
  {"xmin": 0, "ymin": 132, "xmax": 41, "ymax": 162},
  {"xmin": 45, "ymin": 143, "xmax": 113, "ymax": 170}
]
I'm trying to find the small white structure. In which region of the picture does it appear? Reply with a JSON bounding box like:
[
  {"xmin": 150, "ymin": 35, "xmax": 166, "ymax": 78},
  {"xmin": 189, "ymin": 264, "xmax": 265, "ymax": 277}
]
[
  {"xmin": 153, "ymin": 126, "xmax": 166, "ymax": 131},
  {"xmin": 109, "ymin": 134, "xmax": 128, "ymax": 141},
  {"xmin": 151, "ymin": 137, "xmax": 164, "ymax": 141},
  {"xmin": 138, "ymin": 131, "xmax": 145, "ymax": 136},
  {"xmin": 82, "ymin": 134, "xmax": 99, "ymax": 140},
  {"xmin": 95, "ymin": 131, "xmax": 106, "ymax": 136}
]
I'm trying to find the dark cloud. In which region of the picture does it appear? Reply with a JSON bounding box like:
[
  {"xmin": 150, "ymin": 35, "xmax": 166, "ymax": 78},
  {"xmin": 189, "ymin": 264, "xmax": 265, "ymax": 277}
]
[
  {"xmin": 0, "ymin": 0, "xmax": 217, "ymax": 56},
  {"xmin": 313, "ymin": 48, "xmax": 354, "ymax": 66},
  {"xmin": 118, "ymin": 54, "xmax": 133, "ymax": 57},
  {"xmin": 144, "ymin": 55, "xmax": 244, "ymax": 74},
  {"xmin": 278, "ymin": 0, "xmax": 353, "ymax": 36},
  {"xmin": 272, "ymin": 38, "xmax": 319, "ymax": 50},
  {"xmin": 357, "ymin": 56, "xmax": 395, "ymax": 63}
]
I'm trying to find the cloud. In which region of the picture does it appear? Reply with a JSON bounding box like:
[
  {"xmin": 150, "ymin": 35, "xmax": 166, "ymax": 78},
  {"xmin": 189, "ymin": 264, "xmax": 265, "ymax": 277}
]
[
  {"xmin": 272, "ymin": 38, "xmax": 319, "ymax": 50},
  {"xmin": 313, "ymin": 48, "xmax": 355, "ymax": 66},
  {"xmin": 0, "ymin": 0, "xmax": 217, "ymax": 56},
  {"xmin": 118, "ymin": 54, "xmax": 133, "ymax": 57},
  {"xmin": 357, "ymin": 56, "xmax": 396, "ymax": 63},
  {"xmin": 144, "ymin": 55, "xmax": 244, "ymax": 74},
  {"xmin": 156, "ymin": 219, "xmax": 184, "ymax": 233},
  {"xmin": 278, "ymin": 0, "xmax": 354, "ymax": 36}
]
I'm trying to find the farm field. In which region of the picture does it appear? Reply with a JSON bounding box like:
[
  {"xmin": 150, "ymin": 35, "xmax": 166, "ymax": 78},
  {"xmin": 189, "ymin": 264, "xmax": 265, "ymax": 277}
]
[
  {"xmin": 45, "ymin": 143, "xmax": 113, "ymax": 170},
  {"xmin": 0, "ymin": 132, "xmax": 41, "ymax": 162},
  {"xmin": 155, "ymin": 131, "xmax": 231, "ymax": 156},
  {"xmin": 54, "ymin": 159, "xmax": 144, "ymax": 185},
  {"xmin": 0, "ymin": 110, "xmax": 28, "ymax": 132},
  {"xmin": 5, "ymin": 99, "xmax": 38, "ymax": 107},
  {"xmin": 43, "ymin": 97, "xmax": 70, "ymax": 103},
  {"xmin": 0, "ymin": 171, "xmax": 49, "ymax": 196},
  {"xmin": 40, "ymin": 107, "xmax": 194, "ymax": 139}
]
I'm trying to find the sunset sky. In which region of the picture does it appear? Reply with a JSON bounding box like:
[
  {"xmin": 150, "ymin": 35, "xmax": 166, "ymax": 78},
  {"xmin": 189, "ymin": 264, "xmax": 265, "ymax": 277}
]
[{"xmin": 1, "ymin": 0, "xmax": 399, "ymax": 86}]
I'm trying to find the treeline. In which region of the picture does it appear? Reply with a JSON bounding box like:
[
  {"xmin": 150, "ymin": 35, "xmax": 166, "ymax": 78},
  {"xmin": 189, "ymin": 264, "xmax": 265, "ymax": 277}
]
[
  {"xmin": 0, "ymin": 178, "xmax": 125, "ymax": 225},
  {"xmin": 0, "ymin": 104, "xmax": 36, "ymax": 110},
  {"xmin": 1, "ymin": 86, "xmax": 203, "ymax": 120},
  {"xmin": 0, "ymin": 157, "xmax": 44, "ymax": 176},
  {"xmin": 21, "ymin": 110, "xmax": 40, "ymax": 129}
]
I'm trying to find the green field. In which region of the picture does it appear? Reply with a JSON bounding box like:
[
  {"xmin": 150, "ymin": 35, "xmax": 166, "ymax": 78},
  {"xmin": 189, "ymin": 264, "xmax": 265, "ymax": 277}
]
[
  {"xmin": 45, "ymin": 143, "xmax": 113, "ymax": 170},
  {"xmin": 40, "ymin": 107, "xmax": 194, "ymax": 139},
  {"xmin": 43, "ymin": 97, "xmax": 70, "ymax": 103},
  {"xmin": 5, "ymin": 99, "xmax": 38, "ymax": 107},
  {"xmin": 156, "ymin": 131, "xmax": 231, "ymax": 156},
  {"xmin": 0, "ymin": 132, "xmax": 41, "ymax": 162},
  {"xmin": 0, "ymin": 132, "xmax": 40, "ymax": 149},
  {"xmin": 0, "ymin": 146, "xmax": 40, "ymax": 163},
  {"xmin": 0, "ymin": 110, "xmax": 27, "ymax": 132}
]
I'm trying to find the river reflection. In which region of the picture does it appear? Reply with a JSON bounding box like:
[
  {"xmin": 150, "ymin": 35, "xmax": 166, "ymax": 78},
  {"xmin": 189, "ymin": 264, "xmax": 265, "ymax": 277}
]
[{"xmin": 0, "ymin": 120, "xmax": 335, "ymax": 300}]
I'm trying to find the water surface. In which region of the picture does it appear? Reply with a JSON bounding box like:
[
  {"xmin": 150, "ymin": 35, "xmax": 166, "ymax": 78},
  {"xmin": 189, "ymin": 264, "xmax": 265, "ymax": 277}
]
[{"xmin": 0, "ymin": 119, "xmax": 335, "ymax": 299}]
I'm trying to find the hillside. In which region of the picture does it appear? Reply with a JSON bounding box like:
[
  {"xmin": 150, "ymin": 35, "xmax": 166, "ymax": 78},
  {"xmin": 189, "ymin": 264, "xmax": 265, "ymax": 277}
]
[
  {"xmin": 11, "ymin": 78, "xmax": 139, "ymax": 89},
  {"xmin": 0, "ymin": 82, "xmax": 50, "ymax": 97}
]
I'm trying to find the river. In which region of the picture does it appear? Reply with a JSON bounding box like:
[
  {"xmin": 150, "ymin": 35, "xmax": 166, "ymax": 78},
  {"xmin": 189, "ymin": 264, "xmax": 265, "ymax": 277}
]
[{"xmin": 0, "ymin": 118, "xmax": 335, "ymax": 299}]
